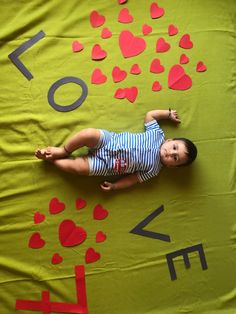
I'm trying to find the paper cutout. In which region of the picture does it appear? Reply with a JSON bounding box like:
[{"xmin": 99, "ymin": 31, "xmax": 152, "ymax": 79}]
[
  {"xmin": 118, "ymin": 8, "xmax": 133, "ymax": 23},
  {"xmin": 49, "ymin": 197, "xmax": 65, "ymax": 215},
  {"xmin": 119, "ymin": 30, "xmax": 146, "ymax": 58},
  {"xmin": 152, "ymin": 81, "xmax": 162, "ymax": 91},
  {"xmin": 180, "ymin": 54, "xmax": 189, "ymax": 64},
  {"xmin": 150, "ymin": 58, "xmax": 165, "ymax": 73},
  {"xmin": 101, "ymin": 27, "xmax": 112, "ymax": 39},
  {"xmin": 8, "ymin": 30, "xmax": 45, "ymax": 80},
  {"xmin": 168, "ymin": 64, "xmax": 192, "ymax": 90},
  {"xmin": 150, "ymin": 2, "xmax": 165, "ymax": 19},
  {"xmin": 112, "ymin": 66, "xmax": 127, "ymax": 83},
  {"xmin": 76, "ymin": 198, "xmax": 87, "ymax": 210},
  {"xmin": 90, "ymin": 10, "xmax": 105, "ymax": 28},
  {"xmin": 168, "ymin": 24, "xmax": 178, "ymax": 36},
  {"xmin": 114, "ymin": 88, "xmax": 126, "ymax": 99},
  {"xmin": 142, "ymin": 24, "xmax": 152, "ymax": 36},
  {"xmin": 130, "ymin": 64, "xmax": 141, "ymax": 75},
  {"xmin": 85, "ymin": 247, "xmax": 101, "ymax": 264},
  {"xmin": 28, "ymin": 232, "xmax": 46, "ymax": 249},
  {"xmin": 91, "ymin": 44, "xmax": 107, "ymax": 60},
  {"xmin": 93, "ymin": 204, "xmax": 109, "ymax": 220},
  {"xmin": 59, "ymin": 220, "xmax": 87, "ymax": 247},
  {"xmin": 72, "ymin": 41, "xmax": 84, "ymax": 52},
  {"xmin": 51, "ymin": 253, "xmax": 63, "ymax": 265},
  {"xmin": 96, "ymin": 231, "xmax": 107, "ymax": 243},
  {"xmin": 130, "ymin": 205, "xmax": 171, "ymax": 242},
  {"xmin": 114, "ymin": 87, "xmax": 138, "ymax": 103},
  {"xmin": 34, "ymin": 211, "xmax": 45, "ymax": 224},
  {"xmin": 156, "ymin": 37, "xmax": 170, "ymax": 52},
  {"xmin": 179, "ymin": 34, "xmax": 193, "ymax": 49},
  {"xmin": 118, "ymin": 0, "xmax": 127, "ymax": 4},
  {"xmin": 16, "ymin": 265, "xmax": 88, "ymax": 313},
  {"xmin": 91, "ymin": 68, "xmax": 107, "ymax": 84},
  {"xmin": 196, "ymin": 61, "xmax": 207, "ymax": 72}
]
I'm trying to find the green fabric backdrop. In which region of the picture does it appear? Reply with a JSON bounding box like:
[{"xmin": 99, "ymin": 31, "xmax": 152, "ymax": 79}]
[{"xmin": 0, "ymin": 0, "xmax": 236, "ymax": 313}]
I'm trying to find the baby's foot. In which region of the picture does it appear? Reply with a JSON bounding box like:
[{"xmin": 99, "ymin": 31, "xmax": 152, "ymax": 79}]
[{"xmin": 35, "ymin": 147, "xmax": 68, "ymax": 160}]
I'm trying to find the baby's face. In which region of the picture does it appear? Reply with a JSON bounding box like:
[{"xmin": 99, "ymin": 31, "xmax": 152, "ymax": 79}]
[{"xmin": 160, "ymin": 139, "xmax": 188, "ymax": 167}]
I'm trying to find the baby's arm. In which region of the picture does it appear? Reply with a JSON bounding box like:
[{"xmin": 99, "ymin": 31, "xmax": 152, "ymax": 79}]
[
  {"xmin": 145, "ymin": 109, "xmax": 181, "ymax": 123},
  {"xmin": 100, "ymin": 173, "xmax": 139, "ymax": 191}
]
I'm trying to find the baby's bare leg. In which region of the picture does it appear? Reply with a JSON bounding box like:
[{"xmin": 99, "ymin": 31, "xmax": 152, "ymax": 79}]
[{"xmin": 52, "ymin": 156, "xmax": 90, "ymax": 175}]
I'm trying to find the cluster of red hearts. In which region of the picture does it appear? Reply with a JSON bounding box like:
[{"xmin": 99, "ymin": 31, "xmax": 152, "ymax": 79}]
[
  {"xmin": 71, "ymin": 1, "xmax": 207, "ymax": 103},
  {"xmin": 28, "ymin": 197, "xmax": 108, "ymax": 265}
]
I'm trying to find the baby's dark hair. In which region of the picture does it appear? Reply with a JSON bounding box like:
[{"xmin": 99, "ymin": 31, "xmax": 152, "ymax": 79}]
[{"xmin": 173, "ymin": 138, "xmax": 197, "ymax": 166}]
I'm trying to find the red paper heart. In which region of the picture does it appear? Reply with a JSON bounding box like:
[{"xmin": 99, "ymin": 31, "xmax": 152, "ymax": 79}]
[
  {"xmin": 114, "ymin": 88, "xmax": 126, "ymax": 99},
  {"xmin": 101, "ymin": 27, "xmax": 112, "ymax": 39},
  {"xmin": 118, "ymin": 0, "xmax": 127, "ymax": 4},
  {"xmin": 152, "ymin": 81, "xmax": 162, "ymax": 91},
  {"xmin": 28, "ymin": 232, "xmax": 46, "ymax": 249},
  {"xmin": 93, "ymin": 204, "xmax": 109, "ymax": 220},
  {"xmin": 91, "ymin": 68, "xmax": 107, "ymax": 84},
  {"xmin": 179, "ymin": 34, "xmax": 193, "ymax": 49},
  {"xmin": 196, "ymin": 61, "xmax": 207, "ymax": 72},
  {"xmin": 75, "ymin": 198, "xmax": 87, "ymax": 210},
  {"xmin": 125, "ymin": 87, "xmax": 138, "ymax": 103},
  {"xmin": 34, "ymin": 211, "xmax": 45, "ymax": 224},
  {"xmin": 168, "ymin": 65, "xmax": 192, "ymax": 90},
  {"xmin": 72, "ymin": 41, "xmax": 84, "ymax": 52},
  {"xmin": 150, "ymin": 58, "xmax": 165, "ymax": 73},
  {"xmin": 96, "ymin": 231, "xmax": 107, "ymax": 243},
  {"xmin": 49, "ymin": 197, "xmax": 65, "ymax": 215},
  {"xmin": 150, "ymin": 2, "xmax": 165, "ymax": 19},
  {"xmin": 156, "ymin": 38, "xmax": 170, "ymax": 52},
  {"xmin": 112, "ymin": 66, "xmax": 127, "ymax": 83},
  {"xmin": 51, "ymin": 253, "xmax": 63, "ymax": 265},
  {"xmin": 142, "ymin": 24, "xmax": 152, "ymax": 36},
  {"xmin": 130, "ymin": 64, "xmax": 141, "ymax": 75},
  {"xmin": 180, "ymin": 54, "xmax": 189, "ymax": 64},
  {"xmin": 119, "ymin": 30, "xmax": 146, "ymax": 58},
  {"xmin": 91, "ymin": 44, "xmax": 107, "ymax": 60},
  {"xmin": 168, "ymin": 24, "xmax": 178, "ymax": 36},
  {"xmin": 85, "ymin": 247, "xmax": 101, "ymax": 264},
  {"xmin": 90, "ymin": 10, "xmax": 106, "ymax": 28},
  {"xmin": 59, "ymin": 220, "xmax": 87, "ymax": 247},
  {"xmin": 118, "ymin": 8, "xmax": 133, "ymax": 23}
]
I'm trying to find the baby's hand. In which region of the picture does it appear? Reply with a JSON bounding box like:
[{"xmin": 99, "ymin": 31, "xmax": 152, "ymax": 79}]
[
  {"xmin": 100, "ymin": 181, "xmax": 114, "ymax": 191},
  {"xmin": 169, "ymin": 109, "xmax": 181, "ymax": 123}
]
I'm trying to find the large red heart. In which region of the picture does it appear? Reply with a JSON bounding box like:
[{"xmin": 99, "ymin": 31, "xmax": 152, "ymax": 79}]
[
  {"xmin": 179, "ymin": 34, "xmax": 193, "ymax": 49},
  {"xmin": 49, "ymin": 197, "xmax": 65, "ymax": 215},
  {"xmin": 150, "ymin": 58, "xmax": 165, "ymax": 73},
  {"xmin": 91, "ymin": 68, "xmax": 107, "ymax": 84},
  {"xmin": 90, "ymin": 10, "xmax": 106, "ymax": 28},
  {"xmin": 118, "ymin": 8, "xmax": 133, "ymax": 23},
  {"xmin": 28, "ymin": 232, "xmax": 46, "ymax": 249},
  {"xmin": 156, "ymin": 38, "xmax": 170, "ymax": 52},
  {"xmin": 119, "ymin": 30, "xmax": 146, "ymax": 58},
  {"xmin": 93, "ymin": 204, "xmax": 109, "ymax": 220},
  {"xmin": 85, "ymin": 247, "xmax": 101, "ymax": 264},
  {"xmin": 168, "ymin": 65, "xmax": 192, "ymax": 90},
  {"xmin": 112, "ymin": 66, "xmax": 127, "ymax": 83},
  {"xmin": 51, "ymin": 253, "xmax": 63, "ymax": 265},
  {"xmin": 91, "ymin": 44, "xmax": 107, "ymax": 60},
  {"xmin": 34, "ymin": 211, "xmax": 45, "ymax": 224},
  {"xmin": 59, "ymin": 220, "xmax": 87, "ymax": 247},
  {"xmin": 125, "ymin": 87, "xmax": 138, "ymax": 103},
  {"xmin": 150, "ymin": 2, "xmax": 165, "ymax": 19}
]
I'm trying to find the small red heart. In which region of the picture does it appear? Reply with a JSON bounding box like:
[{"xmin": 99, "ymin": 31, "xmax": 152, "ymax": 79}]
[
  {"xmin": 72, "ymin": 41, "xmax": 84, "ymax": 52},
  {"xmin": 118, "ymin": 0, "xmax": 127, "ymax": 4},
  {"xmin": 112, "ymin": 66, "xmax": 127, "ymax": 83},
  {"xmin": 125, "ymin": 87, "xmax": 138, "ymax": 103},
  {"xmin": 130, "ymin": 64, "xmax": 141, "ymax": 75},
  {"xmin": 49, "ymin": 197, "xmax": 65, "ymax": 215},
  {"xmin": 90, "ymin": 11, "xmax": 106, "ymax": 28},
  {"xmin": 28, "ymin": 232, "xmax": 46, "ymax": 249},
  {"xmin": 91, "ymin": 68, "xmax": 107, "ymax": 84},
  {"xmin": 156, "ymin": 38, "xmax": 170, "ymax": 52},
  {"xmin": 142, "ymin": 24, "xmax": 152, "ymax": 36},
  {"xmin": 168, "ymin": 24, "xmax": 178, "ymax": 36},
  {"xmin": 96, "ymin": 231, "xmax": 107, "ymax": 243},
  {"xmin": 179, "ymin": 34, "xmax": 193, "ymax": 49},
  {"xmin": 93, "ymin": 204, "xmax": 109, "ymax": 220},
  {"xmin": 168, "ymin": 64, "xmax": 192, "ymax": 90},
  {"xmin": 118, "ymin": 8, "xmax": 133, "ymax": 23},
  {"xmin": 59, "ymin": 220, "xmax": 87, "ymax": 247},
  {"xmin": 75, "ymin": 198, "xmax": 87, "ymax": 210},
  {"xmin": 150, "ymin": 58, "xmax": 165, "ymax": 73},
  {"xmin": 34, "ymin": 211, "xmax": 45, "ymax": 224},
  {"xmin": 101, "ymin": 27, "xmax": 112, "ymax": 39},
  {"xmin": 152, "ymin": 81, "xmax": 162, "ymax": 92},
  {"xmin": 180, "ymin": 54, "xmax": 189, "ymax": 64},
  {"xmin": 91, "ymin": 44, "xmax": 107, "ymax": 60},
  {"xmin": 150, "ymin": 2, "xmax": 165, "ymax": 19},
  {"xmin": 51, "ymin": 253, "xmax": 63, "ymax": 265},
  {"xmin": 119, "ymin": 30, "xmax": 146, "ymax": 58},
  {"xmin": 85, "ymin": 247, "xmax": 101, "ymax": 264},
  {"xmin": 196, "ymin": 61, "xmax": 207, "ymax": 72},
  {"xmin": 114, "ymin": 88, "xmax": 126, "ymax": 99}
]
